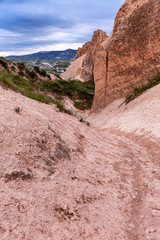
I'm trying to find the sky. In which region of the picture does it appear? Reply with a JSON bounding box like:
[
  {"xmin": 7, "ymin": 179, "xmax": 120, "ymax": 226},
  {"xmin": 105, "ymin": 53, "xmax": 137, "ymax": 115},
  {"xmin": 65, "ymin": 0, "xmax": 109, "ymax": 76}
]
[{"xmin": 0, "ymin": 0, "xmax": 124, "ymax": 56}]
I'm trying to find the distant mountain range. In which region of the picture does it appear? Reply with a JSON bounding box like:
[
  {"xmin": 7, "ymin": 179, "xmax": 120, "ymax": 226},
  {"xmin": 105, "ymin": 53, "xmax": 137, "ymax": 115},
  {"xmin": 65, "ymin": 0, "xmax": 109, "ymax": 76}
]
[{"xmin": 6, "ymin": 49, "xmax": 77, "ymax": 61}]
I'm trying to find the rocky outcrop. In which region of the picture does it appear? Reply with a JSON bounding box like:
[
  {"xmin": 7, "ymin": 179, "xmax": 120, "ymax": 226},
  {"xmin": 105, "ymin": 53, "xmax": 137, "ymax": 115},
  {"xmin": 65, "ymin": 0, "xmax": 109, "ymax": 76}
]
[
  {"xmin": 92, "ymin": 0, "xmax": 160, "ymax": 111},
  {"xmin": 61, "ymin": 30, "xmax": 108, "ymax": 82},
  {"xmin": 62, "ymin": 0, "xmax": 160, "ymax": 111},
  {"xmin": 75, "ymin": 41, "xmax": 91, "ymax": 60},
  {"xmin": 61, "ymin": 54, "xmax": 87, "ymax": 81}
]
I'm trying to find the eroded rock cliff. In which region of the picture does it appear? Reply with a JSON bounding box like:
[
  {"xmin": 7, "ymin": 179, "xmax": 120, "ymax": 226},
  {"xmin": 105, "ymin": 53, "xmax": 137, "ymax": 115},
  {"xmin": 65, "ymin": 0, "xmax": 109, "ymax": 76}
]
[
  {"xmin": 75, "ymin": 41, "xmax": 91, "ymax": 60},
  {"xmin": 61, "ymin": 30, "xmax": 108, "ymax": 82},
  {"xmin": 92, "ymin": 0, "xmax": 160, "ymax": 110},
  {"xmin": 62, "ymin": 0, "xmax": 160, "ymax": 111}
]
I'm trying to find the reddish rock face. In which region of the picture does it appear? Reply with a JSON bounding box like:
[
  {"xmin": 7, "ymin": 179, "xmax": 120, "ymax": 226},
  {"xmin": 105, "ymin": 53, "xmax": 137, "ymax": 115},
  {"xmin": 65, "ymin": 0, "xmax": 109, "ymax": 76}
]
[
  {"xmin": 75, "ymin": 30, "xmax": 108, "ymax": 61},
  {"xmin": 62, "ymin": 0, "xmax": 160, "ymax": 110},
  {"xmin": 92, "ymin": 0, "xmax": 160, "ymax": 111},
  {"xmin": 75, "ymin": 42, "xmax": 91, "ymax": 60},
  {"xmin": 61, "ymin": 30, "xmax": 108, "ymax": 82},
  {"xmin": 91, "ymin": 29, "xmax": 108, "ymax": 56}
]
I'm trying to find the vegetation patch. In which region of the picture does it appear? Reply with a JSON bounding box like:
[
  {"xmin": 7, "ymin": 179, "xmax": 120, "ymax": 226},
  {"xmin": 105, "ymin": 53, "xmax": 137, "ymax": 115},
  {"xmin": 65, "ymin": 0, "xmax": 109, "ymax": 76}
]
[
  {"xmin": 0, "ymin": 61, "xmax": 95, "ymax": 114},
  {"xmin": 17, "ymin": 62, "xmax": 25, "ymax": 70},
  {"xmin": 53, "ymin": 98, "xmax": 73, "ymax": 115},
  {"xmin": 26, "ymin": 68, "xmax": 38, "ymax": 79},
  {"xmin": 42, "ymin": 79, "xmax": 95, "ymax": 110},
  {"xmin": 34, "ymin": 66, "xmax": 47, "ymax": 76},
  {"xmin": 0, "ymin": 72, "xmax": 74, "ymax": 114},
  {"xmin": 55, "ymin": 61, "xmax": 70, "ymax": 68},
  {"xmin": 11, "ymin": 65, "xmax": 16, "ymax": 72},
  {"xmin": 0, "ymin": 72, "xmax": 53, "ymax": 104},
  {"xmin": 0, "ymin": 57, "xmax": 8, "ymax": 69},
  {"xmin": 125, "ymin": 73, "xmax": 160, "ymax": 103}
]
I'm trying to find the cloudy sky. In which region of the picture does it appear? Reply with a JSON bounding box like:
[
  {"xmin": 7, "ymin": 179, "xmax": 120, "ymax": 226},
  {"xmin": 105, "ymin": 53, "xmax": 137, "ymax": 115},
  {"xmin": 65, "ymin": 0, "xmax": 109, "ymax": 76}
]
[{"xmin": 0, "ymin": 0, "xmax": 124, "ymax": 56}]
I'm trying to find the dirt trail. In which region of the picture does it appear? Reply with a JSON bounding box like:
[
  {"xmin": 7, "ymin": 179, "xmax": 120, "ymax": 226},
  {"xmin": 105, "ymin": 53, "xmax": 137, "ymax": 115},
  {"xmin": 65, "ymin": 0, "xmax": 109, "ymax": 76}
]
[
  {"xmin": 0, "ymin": 85, "xmax": 160, "ymax": 239},
  {"xmin": 87, "ymin": 83, "xmax": 160, "ymax": 239},
  {"xmin": 107, "ymin": 130, "xmax": 160, "ymax": 240}
]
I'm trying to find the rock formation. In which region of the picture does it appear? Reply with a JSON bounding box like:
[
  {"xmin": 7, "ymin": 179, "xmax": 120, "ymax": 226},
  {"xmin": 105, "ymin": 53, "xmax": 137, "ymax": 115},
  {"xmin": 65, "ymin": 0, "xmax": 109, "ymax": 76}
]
[
  {"xmin": 75, "ymin": 41, "xmax": 91, "ymax": 60},
  {"xmin": 61, "ymin": 30, "xmax": 108, "ymax": 82},
  {"xmin": 92, "ymin": 0, "xmax": 160, "ymax": 111},
  {"xmin": 60, "ymin": 54, "xmax": 87, "ymax": 82},
  {"xmin": 62, "ymin": 0, "xmax": 160, "ymax": 111}
]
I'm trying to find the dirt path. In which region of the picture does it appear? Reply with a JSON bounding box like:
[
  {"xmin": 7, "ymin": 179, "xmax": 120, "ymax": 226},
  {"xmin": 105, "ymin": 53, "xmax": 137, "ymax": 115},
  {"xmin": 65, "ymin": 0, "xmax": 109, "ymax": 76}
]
[
  {"xmin": 106, "ymin": 129, "xmax": 160, "ymax": 240},
  {"xmin": 0, "ymin": 86, "xmax": 160, "ymax": 239}
]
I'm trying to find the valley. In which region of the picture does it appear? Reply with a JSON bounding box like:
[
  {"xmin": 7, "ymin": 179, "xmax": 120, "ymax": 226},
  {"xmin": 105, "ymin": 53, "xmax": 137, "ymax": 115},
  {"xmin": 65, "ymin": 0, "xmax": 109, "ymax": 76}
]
[{"xmin": 0, "ymin": 0, "xmax": 160, "ymax": 239}]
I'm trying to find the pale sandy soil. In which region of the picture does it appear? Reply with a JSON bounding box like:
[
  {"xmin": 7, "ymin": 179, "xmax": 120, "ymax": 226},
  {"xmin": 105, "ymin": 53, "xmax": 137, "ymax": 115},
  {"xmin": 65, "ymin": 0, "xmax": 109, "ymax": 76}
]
[
  {"xmin": 88, "ymin": 84, "xmax": 160, "ymax": 138},
  {"xmin": 61, "ymin": 55, "xmax": 86, "ymax": 81},
  {"xmin": 62, "ymin": 97, "xmax": 90, "ymax": 119},
  {"xmin": 0, "ymin": 84, "xmax": 160, "ymax": 239},
  {"xmin": 49, "ymin": 73, "xmax": 59, "ymax": 80}
]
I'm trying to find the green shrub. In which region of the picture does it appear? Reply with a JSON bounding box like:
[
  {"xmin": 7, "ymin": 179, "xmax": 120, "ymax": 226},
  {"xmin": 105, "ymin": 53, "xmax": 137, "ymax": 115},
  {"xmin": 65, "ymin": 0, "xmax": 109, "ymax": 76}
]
[
  {"xmin": 38, "ymin": 69, "xmax": 47, "ymax": 76},
  {"xmin": 56, "ymin": 61, "xmax": 70, "ymax": 68},
  {"xmin": 34, "ymin": 66, "xmax": 40, "ymax": 72},
  {"xmin": 34, "ymin": 66, "xmax": 47, "ymax": 77},
  {"xmin": 19, "ymin": 71, "xmax": 24, "ymax": 76},
  {"xmin": 0, "ymin": 57, "xmax": 8, "ymax": 69},
  {"xmin": 0, "ymin": 72, "xmax": 73, "ymax": 115},
  {"xmin": 47, "ymin": 74, "xmax": 51, "ymax": 80},
  {"xmin": 74, "ymin": 101, "xmax": 91, "ymax": 110},
  {"xmin": 17, "ymin": 62, "xmax": 25, "ymax": 70},
  {"xmin": 0, "ymin": 73, "xmax": 31, "ymax": 92},
  {"xmin": 11, "ymin": 65, "xmax": 16, "ymax": 71},
  {"xmin": 42, "ymin": 79, "xmax": 95, "ymax": 110},
  {"xmin": 27, "ymin": 70, "xmax": 37, "ymax": 79},
  {"xmin": 125, "ymin": 72, "xmax": 160, "ymax": 103}
]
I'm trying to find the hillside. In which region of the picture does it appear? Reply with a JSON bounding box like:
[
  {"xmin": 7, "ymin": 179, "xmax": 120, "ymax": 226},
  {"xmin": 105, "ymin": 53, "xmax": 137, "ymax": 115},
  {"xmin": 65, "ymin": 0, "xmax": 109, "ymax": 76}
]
[
  {"xmin": 0, "ymin": 71, "xmax": 160, "ymax": 239},
  {"xmin": 6, "ymin": 49, "xmax": 77, "ymax": 61},
  {"xmin": 0, "ymin": 57, "xmax": 94, "ymax": 116}
]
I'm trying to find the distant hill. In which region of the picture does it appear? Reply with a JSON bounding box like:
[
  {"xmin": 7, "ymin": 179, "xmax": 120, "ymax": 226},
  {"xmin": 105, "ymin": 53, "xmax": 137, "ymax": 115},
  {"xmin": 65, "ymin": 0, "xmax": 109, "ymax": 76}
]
[{"xmin": 6, "ymin": 49, "xmax": 77, "ymax": 61}]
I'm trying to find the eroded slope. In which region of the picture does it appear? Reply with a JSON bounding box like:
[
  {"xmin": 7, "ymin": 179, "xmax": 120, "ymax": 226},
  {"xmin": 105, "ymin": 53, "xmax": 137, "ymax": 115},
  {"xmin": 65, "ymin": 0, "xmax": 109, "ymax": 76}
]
[{"xmin": 0, "ymin": 80, "xmax": 160, "ymax": 239}]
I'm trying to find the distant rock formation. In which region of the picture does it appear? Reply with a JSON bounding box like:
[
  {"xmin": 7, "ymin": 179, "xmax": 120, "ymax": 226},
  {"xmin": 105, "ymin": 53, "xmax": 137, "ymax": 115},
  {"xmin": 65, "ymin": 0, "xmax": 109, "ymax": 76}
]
[
  {"xmin": 75, "ymin": 42, "xmax": 91, "ymax": 60},
  {"xmin": 60, "ymin": 54, "xmax": 87, "ymax": 82},
  {"xmin": 61, "ymin": 30, "xmax": 108, "ymax": 82},
  {"xmin": 62, "ymin": 0, "xmax": 160, "ymax": 111}
]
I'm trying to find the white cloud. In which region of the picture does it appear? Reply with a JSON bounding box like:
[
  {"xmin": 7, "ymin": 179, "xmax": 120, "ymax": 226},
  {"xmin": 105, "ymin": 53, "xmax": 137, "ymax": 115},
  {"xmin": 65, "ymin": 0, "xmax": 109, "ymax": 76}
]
[
  {"xmin": 31, "ymin": 19, "xmax": 114, "ymax": 42},
  {"xmin": 0, "ymin": 8, "xmax": 115, "ymax": 57},
  {"xmin": 0, "ymin": 28, "xmax": 21, "ymax": 37},
  {"xmin": 0, "ymin": 43, "xmax": 83, "ymax": 56},
  {"xmin": 0, "ymin": 0, "xmax": 123, "ymax": 55}
]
